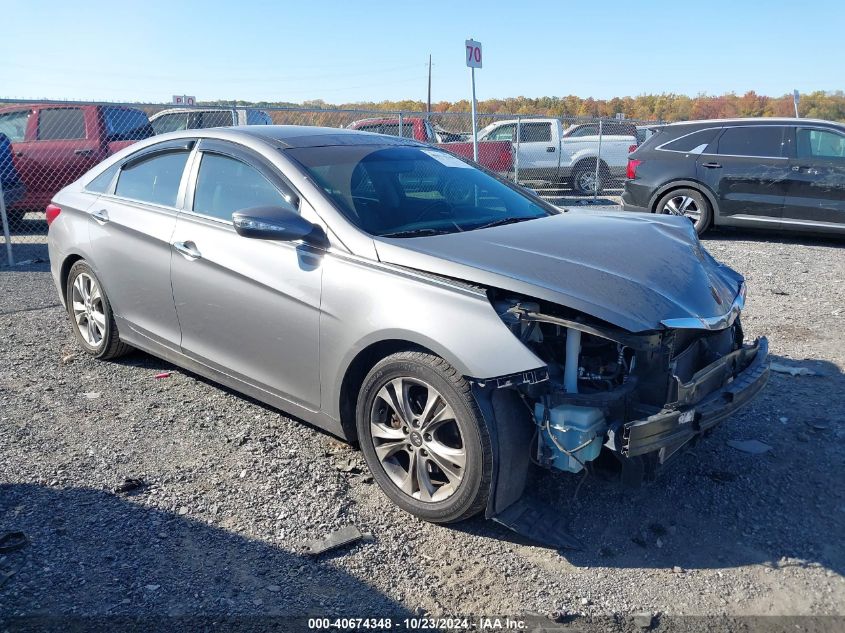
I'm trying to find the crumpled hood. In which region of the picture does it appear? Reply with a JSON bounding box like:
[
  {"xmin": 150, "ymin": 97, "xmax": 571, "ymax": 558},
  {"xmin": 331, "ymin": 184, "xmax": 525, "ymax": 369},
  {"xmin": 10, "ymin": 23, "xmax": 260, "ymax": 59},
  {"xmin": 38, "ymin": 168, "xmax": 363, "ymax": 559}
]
[{"xmin": 373, "ymin": 210, "xmax": 744, "ymax": 333}]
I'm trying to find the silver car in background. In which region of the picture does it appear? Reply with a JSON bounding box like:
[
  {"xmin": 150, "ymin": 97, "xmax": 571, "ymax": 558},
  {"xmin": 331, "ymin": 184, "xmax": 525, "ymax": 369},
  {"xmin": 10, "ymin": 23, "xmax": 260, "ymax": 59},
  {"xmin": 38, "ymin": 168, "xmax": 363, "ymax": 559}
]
[{"xmin": 47, "ymin": 126, "xmax": 768, "ymax": 525}]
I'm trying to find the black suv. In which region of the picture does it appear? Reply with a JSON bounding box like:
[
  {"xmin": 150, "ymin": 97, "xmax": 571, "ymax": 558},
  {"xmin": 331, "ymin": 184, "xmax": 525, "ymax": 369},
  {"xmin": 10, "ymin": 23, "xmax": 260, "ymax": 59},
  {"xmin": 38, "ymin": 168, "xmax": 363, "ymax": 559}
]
[{"xmin": 622, "ymin": 118, "xmax": 845, "ymax": 236}]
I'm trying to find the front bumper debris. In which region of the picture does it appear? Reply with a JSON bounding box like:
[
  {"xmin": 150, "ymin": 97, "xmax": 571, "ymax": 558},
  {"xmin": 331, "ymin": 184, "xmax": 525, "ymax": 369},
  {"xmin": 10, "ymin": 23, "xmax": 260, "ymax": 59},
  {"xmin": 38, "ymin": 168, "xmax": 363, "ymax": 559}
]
[{"xmin": 623, "ymin": 336, "xmax": 769, "ymax": 458}]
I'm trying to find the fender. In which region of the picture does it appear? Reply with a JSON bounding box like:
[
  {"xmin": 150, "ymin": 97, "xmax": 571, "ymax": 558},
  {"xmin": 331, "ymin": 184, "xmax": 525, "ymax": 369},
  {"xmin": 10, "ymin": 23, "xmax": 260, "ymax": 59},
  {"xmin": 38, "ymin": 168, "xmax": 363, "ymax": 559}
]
[{"xmin": 319, "ymin": 252, "xmax": 545, "ymax": 423}]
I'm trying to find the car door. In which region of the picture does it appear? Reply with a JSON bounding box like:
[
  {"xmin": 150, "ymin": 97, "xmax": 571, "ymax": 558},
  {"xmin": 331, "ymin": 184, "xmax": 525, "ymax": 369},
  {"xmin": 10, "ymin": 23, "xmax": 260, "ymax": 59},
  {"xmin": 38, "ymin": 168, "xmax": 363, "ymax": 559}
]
[
  {"xmin": 25, "ymin": 107, "xmax": 105, "ymax": 209},
  {"xmin": 517, "ymin": 122, "xmax": 558, "ymax": 181},
  {"xmin": 88, "ymin": 139, "xmax": 193, "ymax": 349},
  {"xmin": 696, "ymin": 125, "xmax": 790, "ymax": 226},
  {"xmin": 783, "ymin": 125, "xmax": 845, "ymax": 229},
  {"xmin": 169, "ymin": 139, "xmax": 323, "ymax": 410}
]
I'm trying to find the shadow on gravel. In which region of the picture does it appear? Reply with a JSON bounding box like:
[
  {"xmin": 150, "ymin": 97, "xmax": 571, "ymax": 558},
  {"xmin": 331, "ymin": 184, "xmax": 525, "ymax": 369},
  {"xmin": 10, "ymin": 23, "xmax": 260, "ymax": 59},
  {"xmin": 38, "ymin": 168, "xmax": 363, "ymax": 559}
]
[
  {"xmin": 0, "ymin": 244, "xmax": 48, "ymax": 270},
  {"xmin": 701, "ymin": 227, "xmax": 845, "ymax": 247},
  {"xmin": 0, "ymin": 483, "xmax": 412, "ymax": 628}
]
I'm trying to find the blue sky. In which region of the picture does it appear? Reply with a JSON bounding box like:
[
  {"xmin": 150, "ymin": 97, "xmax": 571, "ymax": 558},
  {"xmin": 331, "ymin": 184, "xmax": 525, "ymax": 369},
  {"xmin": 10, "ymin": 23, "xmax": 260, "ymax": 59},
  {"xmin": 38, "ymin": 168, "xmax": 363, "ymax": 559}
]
[{"xmin": 2, "ymin": 0, "xmax": 842, "ymax": 104}]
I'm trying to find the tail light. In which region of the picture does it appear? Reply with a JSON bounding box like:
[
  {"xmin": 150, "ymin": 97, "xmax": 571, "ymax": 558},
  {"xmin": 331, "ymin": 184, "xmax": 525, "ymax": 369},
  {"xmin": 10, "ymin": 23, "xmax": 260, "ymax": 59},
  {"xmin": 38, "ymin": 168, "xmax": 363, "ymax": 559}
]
[
  {"xmin": 626, "ymin": 159, "xmax": 642, "ymax": 180},
  {"xmin": 628, "ymin": 144, "xmax": 638, "ymax": 154},
  {"xmin": 45, "ymin": 204, "xmax": 61, "ymax": 226}
]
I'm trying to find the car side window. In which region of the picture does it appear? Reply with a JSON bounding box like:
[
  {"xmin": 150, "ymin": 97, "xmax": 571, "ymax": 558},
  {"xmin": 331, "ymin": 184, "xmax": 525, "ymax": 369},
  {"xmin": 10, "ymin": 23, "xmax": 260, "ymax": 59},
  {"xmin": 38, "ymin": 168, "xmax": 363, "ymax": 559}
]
[
  {"xmin": 151, "ymin": 113, "xmax": 188, "ymax": 135},
  {"xmin": 568, "ymin": 125, "xmax": 597, "ymax": 137},
  {"xmin": 37, "ymin": 108, "xmax": 86, "ymax": 141},
  {"xmin": 796, "ymin": 128, "xmax": 845, "ymax": 160},
  {"xmin": 489, "ymin": 124, "xmax": 515, "ymax": 141},
  {"xmin": 660, "ymin": 128, "xmax": 720, "ymax": 153},
  {"xmin": 520, "ymin": 122, "xmax": 552, "ymax": 143},
  {"xmin": 190, "ymin": 111, "xmax": 234, "ymax": 129},
  {"xmin": 115, "ymin": 151, "xmax": 190, "ymax": 207},
  {"xmin": 716, "ymin": 126, "xmax": 786, "ymax": 158},
  {"xmin": 86, "ymin": 163, "xmax": 120, "ymax": 193},
  {"xmin": 0, "ymin": 110, "xmax": 31, "ymax": 142},
  {"xmin": 193, "ymin": 153, "xmax": 292, "ymax": 221}
]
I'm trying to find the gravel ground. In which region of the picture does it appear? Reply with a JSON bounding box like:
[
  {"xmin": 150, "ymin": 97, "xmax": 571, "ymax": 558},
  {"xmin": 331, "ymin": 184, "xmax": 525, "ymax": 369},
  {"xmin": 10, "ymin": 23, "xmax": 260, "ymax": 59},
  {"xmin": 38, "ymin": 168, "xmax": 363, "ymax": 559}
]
[{"xmin": 1, "ymin": 230, "xmax": 844, "ymax": 632}]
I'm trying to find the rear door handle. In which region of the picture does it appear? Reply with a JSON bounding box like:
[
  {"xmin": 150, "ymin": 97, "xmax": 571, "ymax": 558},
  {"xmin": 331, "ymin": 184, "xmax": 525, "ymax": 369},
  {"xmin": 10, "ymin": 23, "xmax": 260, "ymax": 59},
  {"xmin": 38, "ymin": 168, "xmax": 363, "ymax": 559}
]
[
  {"xmin": 546, "ymin": 146, "xmax": 556, "ymax": 153},
  {"xmin": 74, "ymin": 148, "xmax": 95, "ymax": 156},
  {"xmin": 173, "ymin": 240, "xmax": 202, "ymax": 260},
  {"xmin": 701, "ymin": 162, "xmax": 722, "ymax": 169},
  {"xmin": 91, "ymin": 209, "xmax": 109, "ymax": 224},
  {"xmin": 792, "ymin": 165, "xmax": 819, "ymax": 174}
]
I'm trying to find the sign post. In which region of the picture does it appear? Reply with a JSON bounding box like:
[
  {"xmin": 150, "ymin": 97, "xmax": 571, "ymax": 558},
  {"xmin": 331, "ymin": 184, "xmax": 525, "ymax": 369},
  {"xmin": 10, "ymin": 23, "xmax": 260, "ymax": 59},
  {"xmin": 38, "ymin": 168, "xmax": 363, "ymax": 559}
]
[
  {"xmin": 793, "ymin": 89, "xmax": 800, "ymax": 118},
  {"xmin": 465, "ymin": 39, "xmax": 482, "ymax": 162}
]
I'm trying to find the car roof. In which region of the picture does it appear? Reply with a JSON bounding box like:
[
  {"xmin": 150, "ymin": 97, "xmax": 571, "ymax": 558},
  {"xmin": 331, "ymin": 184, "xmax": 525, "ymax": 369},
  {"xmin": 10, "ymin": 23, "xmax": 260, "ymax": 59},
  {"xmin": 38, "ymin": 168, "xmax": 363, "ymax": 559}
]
[
  {"xmin": 236, "ymin": 124, "xmax": 424, "ymax": 148},
  {"xmin": 665, "ymin": 117, "xmax": 841, "ymax": 128}
]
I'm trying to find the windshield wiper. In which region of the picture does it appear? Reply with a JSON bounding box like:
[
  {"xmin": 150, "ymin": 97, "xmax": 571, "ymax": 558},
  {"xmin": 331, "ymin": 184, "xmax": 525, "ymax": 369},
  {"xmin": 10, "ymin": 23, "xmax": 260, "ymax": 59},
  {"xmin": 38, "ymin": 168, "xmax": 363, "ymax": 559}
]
[
  {"xmin": 473, "ymin": 217, "xmax": 534, "ymax": 230},
  {"xmin": 380, "ymin": 227, "xmax": 454, "ymax": 238}
]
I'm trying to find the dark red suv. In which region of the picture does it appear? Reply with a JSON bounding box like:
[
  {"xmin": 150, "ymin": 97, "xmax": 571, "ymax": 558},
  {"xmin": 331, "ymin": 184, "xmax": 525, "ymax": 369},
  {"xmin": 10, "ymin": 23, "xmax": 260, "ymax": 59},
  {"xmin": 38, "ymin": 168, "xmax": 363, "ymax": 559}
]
[{"xmin": 0, "ymin": 104, "xmax": 153, "ymax": 215}]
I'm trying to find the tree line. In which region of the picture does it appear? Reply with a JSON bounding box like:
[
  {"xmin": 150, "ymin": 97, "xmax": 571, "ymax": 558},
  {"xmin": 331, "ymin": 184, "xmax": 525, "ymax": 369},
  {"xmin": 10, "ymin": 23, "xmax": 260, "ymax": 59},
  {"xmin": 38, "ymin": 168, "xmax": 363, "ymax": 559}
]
[{"xmin": 212, "ymin": 91, "xmax": 845, "ymax": 122}]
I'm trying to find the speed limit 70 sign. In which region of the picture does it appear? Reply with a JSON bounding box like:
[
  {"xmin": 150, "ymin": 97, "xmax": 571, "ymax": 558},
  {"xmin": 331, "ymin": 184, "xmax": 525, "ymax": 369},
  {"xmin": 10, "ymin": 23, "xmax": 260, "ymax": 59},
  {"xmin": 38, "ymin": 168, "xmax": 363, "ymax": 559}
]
[{"xmin": 465, "ymin": 40, "xmax": 482, "ymax": 69}]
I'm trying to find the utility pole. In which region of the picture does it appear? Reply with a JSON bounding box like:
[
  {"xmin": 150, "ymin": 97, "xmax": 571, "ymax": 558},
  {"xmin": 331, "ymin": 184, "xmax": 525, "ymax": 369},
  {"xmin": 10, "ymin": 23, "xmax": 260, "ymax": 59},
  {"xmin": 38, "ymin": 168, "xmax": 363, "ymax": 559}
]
[{"xmin": 427, "ymin": 54, "xmax": 432, "ymax": 115}]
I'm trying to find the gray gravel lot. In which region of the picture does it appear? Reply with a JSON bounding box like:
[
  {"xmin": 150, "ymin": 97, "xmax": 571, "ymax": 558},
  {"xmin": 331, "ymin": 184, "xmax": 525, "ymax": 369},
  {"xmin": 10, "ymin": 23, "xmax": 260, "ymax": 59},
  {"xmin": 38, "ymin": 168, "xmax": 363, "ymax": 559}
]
[{"xmin": 1, "ymin": 229, "xmax": 844, "ymax": 631}]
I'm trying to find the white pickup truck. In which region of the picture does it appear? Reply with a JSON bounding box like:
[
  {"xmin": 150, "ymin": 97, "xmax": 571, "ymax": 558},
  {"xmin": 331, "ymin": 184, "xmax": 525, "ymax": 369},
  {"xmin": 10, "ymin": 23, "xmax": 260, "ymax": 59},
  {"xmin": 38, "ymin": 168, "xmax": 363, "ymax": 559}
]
[{"xmin": 477, "ymin": 118, "xmax": 637, "ymax": 194}]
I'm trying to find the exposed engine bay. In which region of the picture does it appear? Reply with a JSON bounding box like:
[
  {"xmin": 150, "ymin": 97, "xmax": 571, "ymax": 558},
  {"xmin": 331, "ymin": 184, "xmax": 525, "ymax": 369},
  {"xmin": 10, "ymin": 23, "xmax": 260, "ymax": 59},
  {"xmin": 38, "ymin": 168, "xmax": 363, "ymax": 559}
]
[{"xmin": 489, "ymin": 290, "xmax": 768, "ymax": 479}]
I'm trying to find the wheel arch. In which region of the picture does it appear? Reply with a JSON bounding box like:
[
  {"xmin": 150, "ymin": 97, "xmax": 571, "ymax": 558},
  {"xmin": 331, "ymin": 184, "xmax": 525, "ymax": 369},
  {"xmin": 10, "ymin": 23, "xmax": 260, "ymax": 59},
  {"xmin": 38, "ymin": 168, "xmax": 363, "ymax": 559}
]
[
  {"xmin": 59, "ymin": 253, "xmax": 85, "ymax": 307},
  {"xmin": 337, "ymin": 337, "xmax": 447, "ymax": 443}
]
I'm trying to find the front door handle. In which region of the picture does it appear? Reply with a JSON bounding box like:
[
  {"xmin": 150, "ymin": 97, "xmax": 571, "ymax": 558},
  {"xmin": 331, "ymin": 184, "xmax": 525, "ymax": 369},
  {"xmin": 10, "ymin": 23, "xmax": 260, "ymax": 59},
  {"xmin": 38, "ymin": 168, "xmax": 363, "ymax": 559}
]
[
  {"xmin": 701, "ymin": 162, "xmax": 722, "ymax": 169},
  {"xmin": 792, "ymin": 165, "xmax": 819, "ymax": 175},
  {"xmin": 74, "ymin": 148, "xmax": 95, "ymax": 156},
  {"xmin": 173, "ymin": 240, "xmax": 202, "ymax": 260},
  {"xmin": 546, "ymin": 146, "xmax": 556, "ymax": 153},
  {"xmin": 91, "ymin": 209, "xmax": 109, "ymax": 224}
]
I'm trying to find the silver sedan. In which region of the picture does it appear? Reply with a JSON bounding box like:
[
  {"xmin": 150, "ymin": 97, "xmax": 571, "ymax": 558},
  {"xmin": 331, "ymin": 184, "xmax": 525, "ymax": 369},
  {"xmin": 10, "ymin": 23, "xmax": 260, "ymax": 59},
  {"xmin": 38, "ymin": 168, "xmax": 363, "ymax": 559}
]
[{"xmin": 47, "ymin": 126, "xmax": 768, "ymax": 525}]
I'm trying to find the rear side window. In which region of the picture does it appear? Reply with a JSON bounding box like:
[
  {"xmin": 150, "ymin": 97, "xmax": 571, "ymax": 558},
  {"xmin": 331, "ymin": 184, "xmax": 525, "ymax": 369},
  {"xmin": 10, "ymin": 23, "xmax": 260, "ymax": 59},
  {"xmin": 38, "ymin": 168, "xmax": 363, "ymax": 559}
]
[
  {"xmin": 659, "ymin": 128, "xmax": 720, "ymax": 153},
  {"xmin": 193, "ymin": 153, "xmax": 292, "ymax": 221},
  {"xmin": 38, "ymin": 108, "xmax": 86, "ymax": 140},
  {"xmin": 796, "ymin": 128, "xmax": 845, "ymax": 159},
  {"xmin": 115, "ymin": 151, "xmax": 190, "ymax": 206},
  {"xmin": 0, "ymin": 110, "xmax": 31, "ymax": 142},
  {"xmin": 104, "ymin": 108, "xmax": 152, "ymax": 141},
  {"xmin": 520, "ymin": 122, "xmax": 552, "ymax": 143},
  {"xmin": 716, "ymin": 126, "xmax": 786, "ymax": 158},
  {"xmin": 86, "ymin": 163, "xmax": 120, "ymax": 193}
]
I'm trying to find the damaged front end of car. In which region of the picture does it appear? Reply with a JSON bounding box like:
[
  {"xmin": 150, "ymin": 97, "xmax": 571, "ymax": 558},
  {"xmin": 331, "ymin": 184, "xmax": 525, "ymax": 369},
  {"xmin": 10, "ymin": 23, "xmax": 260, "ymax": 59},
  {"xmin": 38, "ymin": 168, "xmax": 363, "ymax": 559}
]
[{"xmin": 473, "ymin": 282, "xmax": 769, "ymax": 528}]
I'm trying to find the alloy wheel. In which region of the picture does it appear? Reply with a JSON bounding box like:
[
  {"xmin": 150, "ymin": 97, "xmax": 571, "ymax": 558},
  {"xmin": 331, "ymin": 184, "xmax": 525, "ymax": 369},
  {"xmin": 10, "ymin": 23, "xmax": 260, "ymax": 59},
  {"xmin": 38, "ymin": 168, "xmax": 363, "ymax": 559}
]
[
  {"xmin": 575, "ymin": 171, "xmax": 599, "ymax": 194},
  {"xmin": 661, "ymin": 195, "xmax": 701, "ymax": 222},
  {"xmin": 369, "ymin": 377, "xmax": 466, "ymax": 502},
  {"xmin": 71, "ymin": 272, "xmax": 106, "ymax": 347}
]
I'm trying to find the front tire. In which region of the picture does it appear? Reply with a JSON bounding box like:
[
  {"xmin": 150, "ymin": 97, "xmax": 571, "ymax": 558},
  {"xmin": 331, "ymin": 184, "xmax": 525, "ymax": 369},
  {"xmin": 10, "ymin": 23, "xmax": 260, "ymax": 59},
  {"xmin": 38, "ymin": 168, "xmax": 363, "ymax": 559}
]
[
  {"xmin": 356, "ymin": 351, "xmax": 492, "ymax": 523},
  {"xmin": 65, "ymin": 260, "xmax": 131, "ymax": 360},
  {"xmin": 655, "ymin": 188, "xmax": 712, "ymax": 235}
]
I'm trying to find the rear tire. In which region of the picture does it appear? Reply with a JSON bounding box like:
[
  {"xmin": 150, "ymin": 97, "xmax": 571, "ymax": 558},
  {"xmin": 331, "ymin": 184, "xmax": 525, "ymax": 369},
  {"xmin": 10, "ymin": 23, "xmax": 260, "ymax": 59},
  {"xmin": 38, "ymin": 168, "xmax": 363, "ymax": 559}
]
[
  {"xmin": 65, "ymin": 260, "xmax": 132, "ymax": 360},
  {"xmin": 571, "ymin": 162, "xmax": 608, "ymax": 195},
  {"xmin": 655, "ymin": 188, "xmax": 712, "ymax": 235},
  {"xmin": 356, "ymin": 351, "xmax": 492, "ymax": 523}
]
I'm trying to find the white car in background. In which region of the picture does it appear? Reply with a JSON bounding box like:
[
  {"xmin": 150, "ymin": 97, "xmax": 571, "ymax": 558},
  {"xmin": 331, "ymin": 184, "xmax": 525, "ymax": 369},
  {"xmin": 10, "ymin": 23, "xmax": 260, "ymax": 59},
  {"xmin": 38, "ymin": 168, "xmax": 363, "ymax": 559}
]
[
  {"xmin": 150, "ymin": 107, "xmax": 272, "ymax": 135},
  {"xmin": 478, "ymin": 118, "xmax": 637, "ymax": 194}
]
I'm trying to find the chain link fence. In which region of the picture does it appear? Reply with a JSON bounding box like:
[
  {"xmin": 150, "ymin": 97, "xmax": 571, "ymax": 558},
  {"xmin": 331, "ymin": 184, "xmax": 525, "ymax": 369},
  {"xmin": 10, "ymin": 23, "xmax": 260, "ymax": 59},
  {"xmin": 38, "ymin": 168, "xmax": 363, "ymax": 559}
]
[{"xmin": 0, "ymin": 98, "xmax": 658, "ymax": 265}]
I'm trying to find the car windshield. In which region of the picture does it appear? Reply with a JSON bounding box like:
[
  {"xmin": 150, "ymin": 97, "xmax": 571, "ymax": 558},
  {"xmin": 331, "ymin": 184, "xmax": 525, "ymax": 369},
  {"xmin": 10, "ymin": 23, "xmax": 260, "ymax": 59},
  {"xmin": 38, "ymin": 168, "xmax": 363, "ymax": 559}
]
[{"xmin": 287, "ymin": 144, "xmax": 555, "ymax": 237}]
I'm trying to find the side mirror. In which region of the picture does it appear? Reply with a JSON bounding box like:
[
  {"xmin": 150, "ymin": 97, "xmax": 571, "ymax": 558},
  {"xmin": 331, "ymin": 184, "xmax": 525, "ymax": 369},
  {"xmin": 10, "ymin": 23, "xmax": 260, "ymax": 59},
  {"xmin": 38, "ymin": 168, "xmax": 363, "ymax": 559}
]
[{"xmin": 232, "ymin": 205, "xmax": 328, "ymax": 247}]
